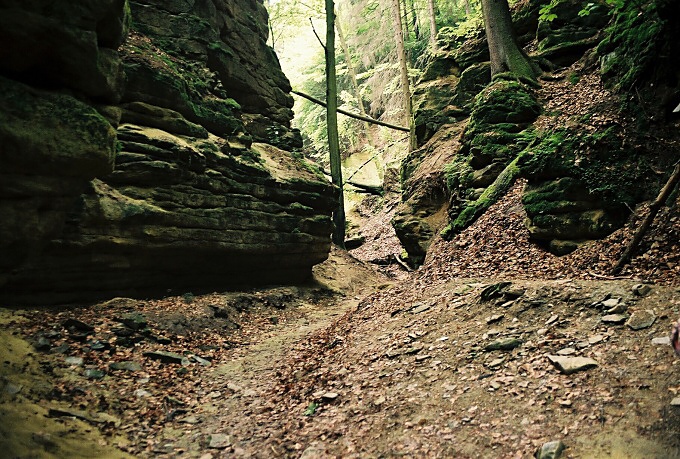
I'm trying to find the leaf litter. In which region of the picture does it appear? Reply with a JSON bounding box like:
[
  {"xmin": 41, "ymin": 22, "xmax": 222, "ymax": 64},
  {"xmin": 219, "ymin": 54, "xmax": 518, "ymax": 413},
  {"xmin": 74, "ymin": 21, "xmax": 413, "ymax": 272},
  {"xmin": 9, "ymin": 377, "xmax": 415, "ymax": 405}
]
[{"xmin": 3, "ymin": 59, "xmax": 680, "ymax": 459}]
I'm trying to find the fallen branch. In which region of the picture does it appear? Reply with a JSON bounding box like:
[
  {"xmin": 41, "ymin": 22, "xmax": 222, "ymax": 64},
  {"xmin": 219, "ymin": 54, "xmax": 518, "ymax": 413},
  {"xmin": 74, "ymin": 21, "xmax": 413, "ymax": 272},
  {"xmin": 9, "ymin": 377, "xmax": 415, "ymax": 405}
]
[
  {"xmin": 291, "ymin": 89, "xmax": 410, "ymax": 132},
  {"xmin": 322, "ymin": 169, "xmax": 383, "ymax": 195},
  {"xmin": 346, "ymin": 180, "xmax": 383, "ymax": 195},
  {"xmin": 393, "ymin": 254, "xmax": 413, "ymax": 272},
  {"xmin": 587, "ymin": 271, "xmax": 637, "ymax": 281},
  {"xmin": 613, "ymin": 162, "xmax": 680, "ymax": 274}
]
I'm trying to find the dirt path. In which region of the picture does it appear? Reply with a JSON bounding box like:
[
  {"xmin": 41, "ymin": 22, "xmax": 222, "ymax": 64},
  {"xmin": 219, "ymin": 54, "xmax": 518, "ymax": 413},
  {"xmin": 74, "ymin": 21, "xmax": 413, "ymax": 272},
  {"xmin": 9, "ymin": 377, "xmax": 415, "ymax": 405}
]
[
  {"xmin": 3, "ymin": 248, "xmax": 680, "ymax": 458},
  {"xmin": 0, "ymin": 249, "xmax": 389, "ymax": 458},
  {"xmin": 152, "ymin": 295, "xmax": 364, "ymax": 457},
  {"xmin": 211, "ymin": 276, "xmax": 680, "ymax": 459}
]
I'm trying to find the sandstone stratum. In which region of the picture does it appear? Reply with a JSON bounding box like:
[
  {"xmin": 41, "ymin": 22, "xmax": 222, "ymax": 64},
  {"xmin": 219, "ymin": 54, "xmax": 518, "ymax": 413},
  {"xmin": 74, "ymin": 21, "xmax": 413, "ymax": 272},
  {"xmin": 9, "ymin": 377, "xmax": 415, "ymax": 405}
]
[{"xmin": 0, "ymin": 0, "xmax": 336, "ymax": 305}]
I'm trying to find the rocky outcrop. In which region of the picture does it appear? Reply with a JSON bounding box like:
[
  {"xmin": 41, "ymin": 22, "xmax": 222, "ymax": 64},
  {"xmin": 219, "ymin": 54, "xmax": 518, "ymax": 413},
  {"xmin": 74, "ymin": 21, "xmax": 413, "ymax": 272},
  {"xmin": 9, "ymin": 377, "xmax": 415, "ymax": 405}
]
[
  {"xmin": 0, "ymin": 0, "xmax": 334, "ymax": 304},
  {"xmin": 536, "ymin": 0, "xmax": 608, "ymax": 67},
  {"xmin": 395, "ymin": 0, "xmax": 678, "ymax": 262},
  {"xmin": 392, "ymin": 126, "xmax": 463, "ymax": 264}
]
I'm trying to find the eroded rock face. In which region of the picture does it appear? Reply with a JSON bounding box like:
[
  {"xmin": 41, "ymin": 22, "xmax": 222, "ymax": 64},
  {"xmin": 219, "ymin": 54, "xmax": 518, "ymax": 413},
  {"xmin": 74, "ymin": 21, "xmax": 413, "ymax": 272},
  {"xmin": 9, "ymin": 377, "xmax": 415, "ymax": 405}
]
[
  {"xmin": 0, "ymin": 76, "xmax": 118, "ymax": 284},
  {"xmin": 0, "ymin": 0, "xmax": 334, "ymax": 304},
  {"xmin": 396, "ymin": 0, "xmax": 677, "ymax": 261}
]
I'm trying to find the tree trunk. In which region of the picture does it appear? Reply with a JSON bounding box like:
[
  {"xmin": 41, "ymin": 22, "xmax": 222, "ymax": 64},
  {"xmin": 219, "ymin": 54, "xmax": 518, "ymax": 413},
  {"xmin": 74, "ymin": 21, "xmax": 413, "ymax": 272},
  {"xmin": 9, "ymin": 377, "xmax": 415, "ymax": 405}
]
[
  {"xmin": 401, "ymin": 0, "xmax": 410, "ymax": 40},
  {"xmin": 427, "ymin": 0, "xmax": 438, "ymax": 49},
  {"xmin": 325, "ymin": 0, "xmax": 345, "ymax": 248},
  {"xmin": 408, "ymin": 0, "xmax": 420, "ymax": 40},
  {"xmin": 480, "ymin": 0, "xmax": 540, "ymax": 80},
  {"xmin": 390, "ymin": 0, "xmax": 417, "ymax": 152},
  {"xmin": 336, "ymin": 16, "xmax": 367, "ymax": 117}
]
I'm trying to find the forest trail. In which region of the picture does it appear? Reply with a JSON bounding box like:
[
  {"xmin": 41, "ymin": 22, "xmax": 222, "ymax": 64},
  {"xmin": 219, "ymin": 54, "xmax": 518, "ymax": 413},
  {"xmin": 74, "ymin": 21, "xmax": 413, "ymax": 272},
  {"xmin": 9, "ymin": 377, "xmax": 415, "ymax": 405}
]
[
  {"xmin": 3, "ymin": 179, "xmax": 680, "ymax": 458},
  {"xmin": 3, "ymin": 242, "xmax": 680, "ymax": 458}
]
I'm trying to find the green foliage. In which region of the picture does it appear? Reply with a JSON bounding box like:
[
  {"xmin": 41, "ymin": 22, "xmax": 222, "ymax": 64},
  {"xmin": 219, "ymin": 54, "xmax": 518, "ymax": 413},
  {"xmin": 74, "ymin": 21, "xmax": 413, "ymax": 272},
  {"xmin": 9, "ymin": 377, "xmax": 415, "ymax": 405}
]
[
  {"xmin": 597, "ymin": 0, "xmax": 666, "ymax": 92},
  {"xmin": 304, "ymin": 401, "xmax": 319, "ymax": 416},
  {"xmin": 542, "ymin": 0, "xmax": 625, "ymax": 22},
  {"xmin": 539, "ymin": 0, "xmax": 560, "ymax": 22},
  {"xmin": 578, "ymin": 2, "xmax": 599, "ymax": 16}
]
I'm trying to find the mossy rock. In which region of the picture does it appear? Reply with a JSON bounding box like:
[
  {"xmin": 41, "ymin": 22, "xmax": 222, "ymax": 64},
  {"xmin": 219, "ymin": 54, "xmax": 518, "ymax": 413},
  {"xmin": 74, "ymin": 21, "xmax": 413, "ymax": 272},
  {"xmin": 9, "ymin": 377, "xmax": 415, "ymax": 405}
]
[
  {"xmin": 532, "ymin": 0, "xmax": 607, "ymax": 67},
  {"xmin": 412, "ymin": 76, "xmax": 469, "ymax": 146},
  {"xmin": 596, "ymin": 0, "xmax": 668, "ymax": 92},
  {"xmin": 123, "ymin": 60, "xmax": 245, "ymax": 139},
  {"xmin": 526, "ymin": 208, "xmax": 626, "ymax": 240},
  {"xmin": 468, "ymin": 80, "xmax": 541, "ymax": 127},
  {"xmin": 519, "ymin": 127, "xmax": 655, "ymax": 205},
  {"xmin": 420, "ymin": 55, "xmax": 460, "ymax": 82},
  {"xmin": 121, "ymin": 102, "xmax": 208, "ymax": 138},
  {"xmin": 549, "ymin": 239, "xmax": 582, "ymax": 255},
  {"xmin": 451, "ymin": 62, "xmax": 491, "ymax": 108},
  {"xmin": 391, "ymin": 211, "xmax": 433, "ymax": 265},
  {"xmin": 0, "ymin": 76, "xmax": 116, "ymax": 177},
  {"xmin": 517, "ymin": 125, "xmax": 666, "ymax": 252},
  {"xmin": 522, "ymin": 177, "xmax": 604, "ymax": 215},
  {"xmin": 451, "ymin": 35, "xmax": 490, "ymax": 70}
]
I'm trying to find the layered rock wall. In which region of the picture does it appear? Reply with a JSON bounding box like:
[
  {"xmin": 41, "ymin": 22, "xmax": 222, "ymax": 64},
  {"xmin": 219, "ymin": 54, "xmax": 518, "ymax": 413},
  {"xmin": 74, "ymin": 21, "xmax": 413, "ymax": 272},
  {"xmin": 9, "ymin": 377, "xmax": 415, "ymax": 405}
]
[{"xmin": 0, "ymin": 0, "xmax": 335, "ymax": 304}]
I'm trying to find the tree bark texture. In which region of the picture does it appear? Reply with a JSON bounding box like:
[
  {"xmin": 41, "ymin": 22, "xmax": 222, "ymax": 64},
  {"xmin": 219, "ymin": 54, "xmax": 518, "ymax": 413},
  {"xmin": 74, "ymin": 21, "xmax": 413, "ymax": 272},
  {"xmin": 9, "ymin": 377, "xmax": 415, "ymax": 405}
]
[
  {"xmin": 427, "ymin": 0, "xmax": 438, "ymax": 49},
  {"xmin": 390, "ymin": 0, "xmax": 417, "ymax": 152},
  {"xmin": 480, "ymin": 0, "xmax": 539, "ymax": 80},
  {"xmin": 325, "ymin": 0, "xmax": 346, "ymax": 248}
]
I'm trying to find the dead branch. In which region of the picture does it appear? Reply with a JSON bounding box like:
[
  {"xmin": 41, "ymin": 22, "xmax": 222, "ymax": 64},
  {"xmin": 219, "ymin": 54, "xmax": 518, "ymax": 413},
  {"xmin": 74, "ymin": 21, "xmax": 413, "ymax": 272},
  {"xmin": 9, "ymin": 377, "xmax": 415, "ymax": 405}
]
[
  {"xmin": 291, "ymin": 90, "xmax": 410, "ymax": 132},
  {"xmin": 613, "ymin": 162, "xmax": 680, "ymax": 274},
  {"xmin": 394, "ymin": 254, "xmax": 413, "ymax": 272}
]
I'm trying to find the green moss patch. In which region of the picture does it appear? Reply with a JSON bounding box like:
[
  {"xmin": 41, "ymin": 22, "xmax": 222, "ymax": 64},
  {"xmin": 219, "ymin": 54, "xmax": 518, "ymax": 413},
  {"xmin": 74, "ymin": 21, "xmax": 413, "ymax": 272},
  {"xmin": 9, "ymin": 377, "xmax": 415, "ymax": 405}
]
[{"xmin": 597, "ymin": 1, "xmax": 667, "ymax": 92}]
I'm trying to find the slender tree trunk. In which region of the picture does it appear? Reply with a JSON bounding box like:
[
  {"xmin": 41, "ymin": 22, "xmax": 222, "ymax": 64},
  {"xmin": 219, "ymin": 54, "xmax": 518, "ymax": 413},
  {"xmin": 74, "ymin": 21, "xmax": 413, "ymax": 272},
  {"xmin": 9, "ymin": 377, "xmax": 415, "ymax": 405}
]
[
  {"xmin": 480, "ymin": 0, "xmax": 540, "ymax": 80},
  {"xmin": 401, "ymin": 0, "xmax": 410, "ymax": 40},
  {"xmin": 265, "ymin": 0, "xmax": 276, "ymax": 50},
  {"xmin": 427, "ymin": 0, "xmax": 438, "ymax": 49},
  {"xmin": 336, "ymin": 16, "xmax": 367, "ymax": 117},
  {"xmin": 463, "ymin": 0, "xmax": 471, "ymax": 17},
  {"xmin": 408, "ymin": 0, "xmax": 420, "ymax": 40},
  {"xmin": 390, "ymin": 0, "xmax": 417, "ymax": 152},
  {"xmin": 325, "ymin": 0, "xmax": 345, "ymax": 248}
]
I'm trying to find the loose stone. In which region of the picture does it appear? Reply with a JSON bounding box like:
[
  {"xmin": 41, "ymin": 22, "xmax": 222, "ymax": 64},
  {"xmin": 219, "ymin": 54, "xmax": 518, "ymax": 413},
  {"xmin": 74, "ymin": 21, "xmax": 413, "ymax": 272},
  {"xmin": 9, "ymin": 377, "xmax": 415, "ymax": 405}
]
[
  {"xmin": 601, "ymin": 314, "xmax": 628, "ymax": 325},
  {"xmin": 484, "ymin": 337, "xmax": 523, "ymax": 351},
  {"xmin": 632, "ymin": 284, "xmax": 651, "ymax": 296},
  {"xmin": 547, "ymin": 355, "xmax": 598, "ymax": 375},
  {"xmin": 626, "ymin": 310, "xmax": 656, "ymax": 330},
  {"xmin": 535, "ymin": 440, "xmax": 565, "ymax": 459},
  {"xmin": 208, "ymin": 433, "xmax": 232, "ymax": 449},
  {"xmin": 652, "ymin": 336, "xmax": 671, "ymax": 345},
  {"xmin": 143, "ymin": 351, "xmax": 190, "ymax": 365},
  {"xmin": 109, "ymin": 361, "xmax": 143, "ymax": 371}
]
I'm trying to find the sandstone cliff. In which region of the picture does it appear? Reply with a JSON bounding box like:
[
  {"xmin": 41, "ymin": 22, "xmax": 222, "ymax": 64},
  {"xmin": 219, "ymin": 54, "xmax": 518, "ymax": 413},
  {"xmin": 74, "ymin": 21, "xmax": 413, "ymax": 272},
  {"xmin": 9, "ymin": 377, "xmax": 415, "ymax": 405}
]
[{"xmin": 0, "ymin": 0, "xmax": 335, "ymax": 304}]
